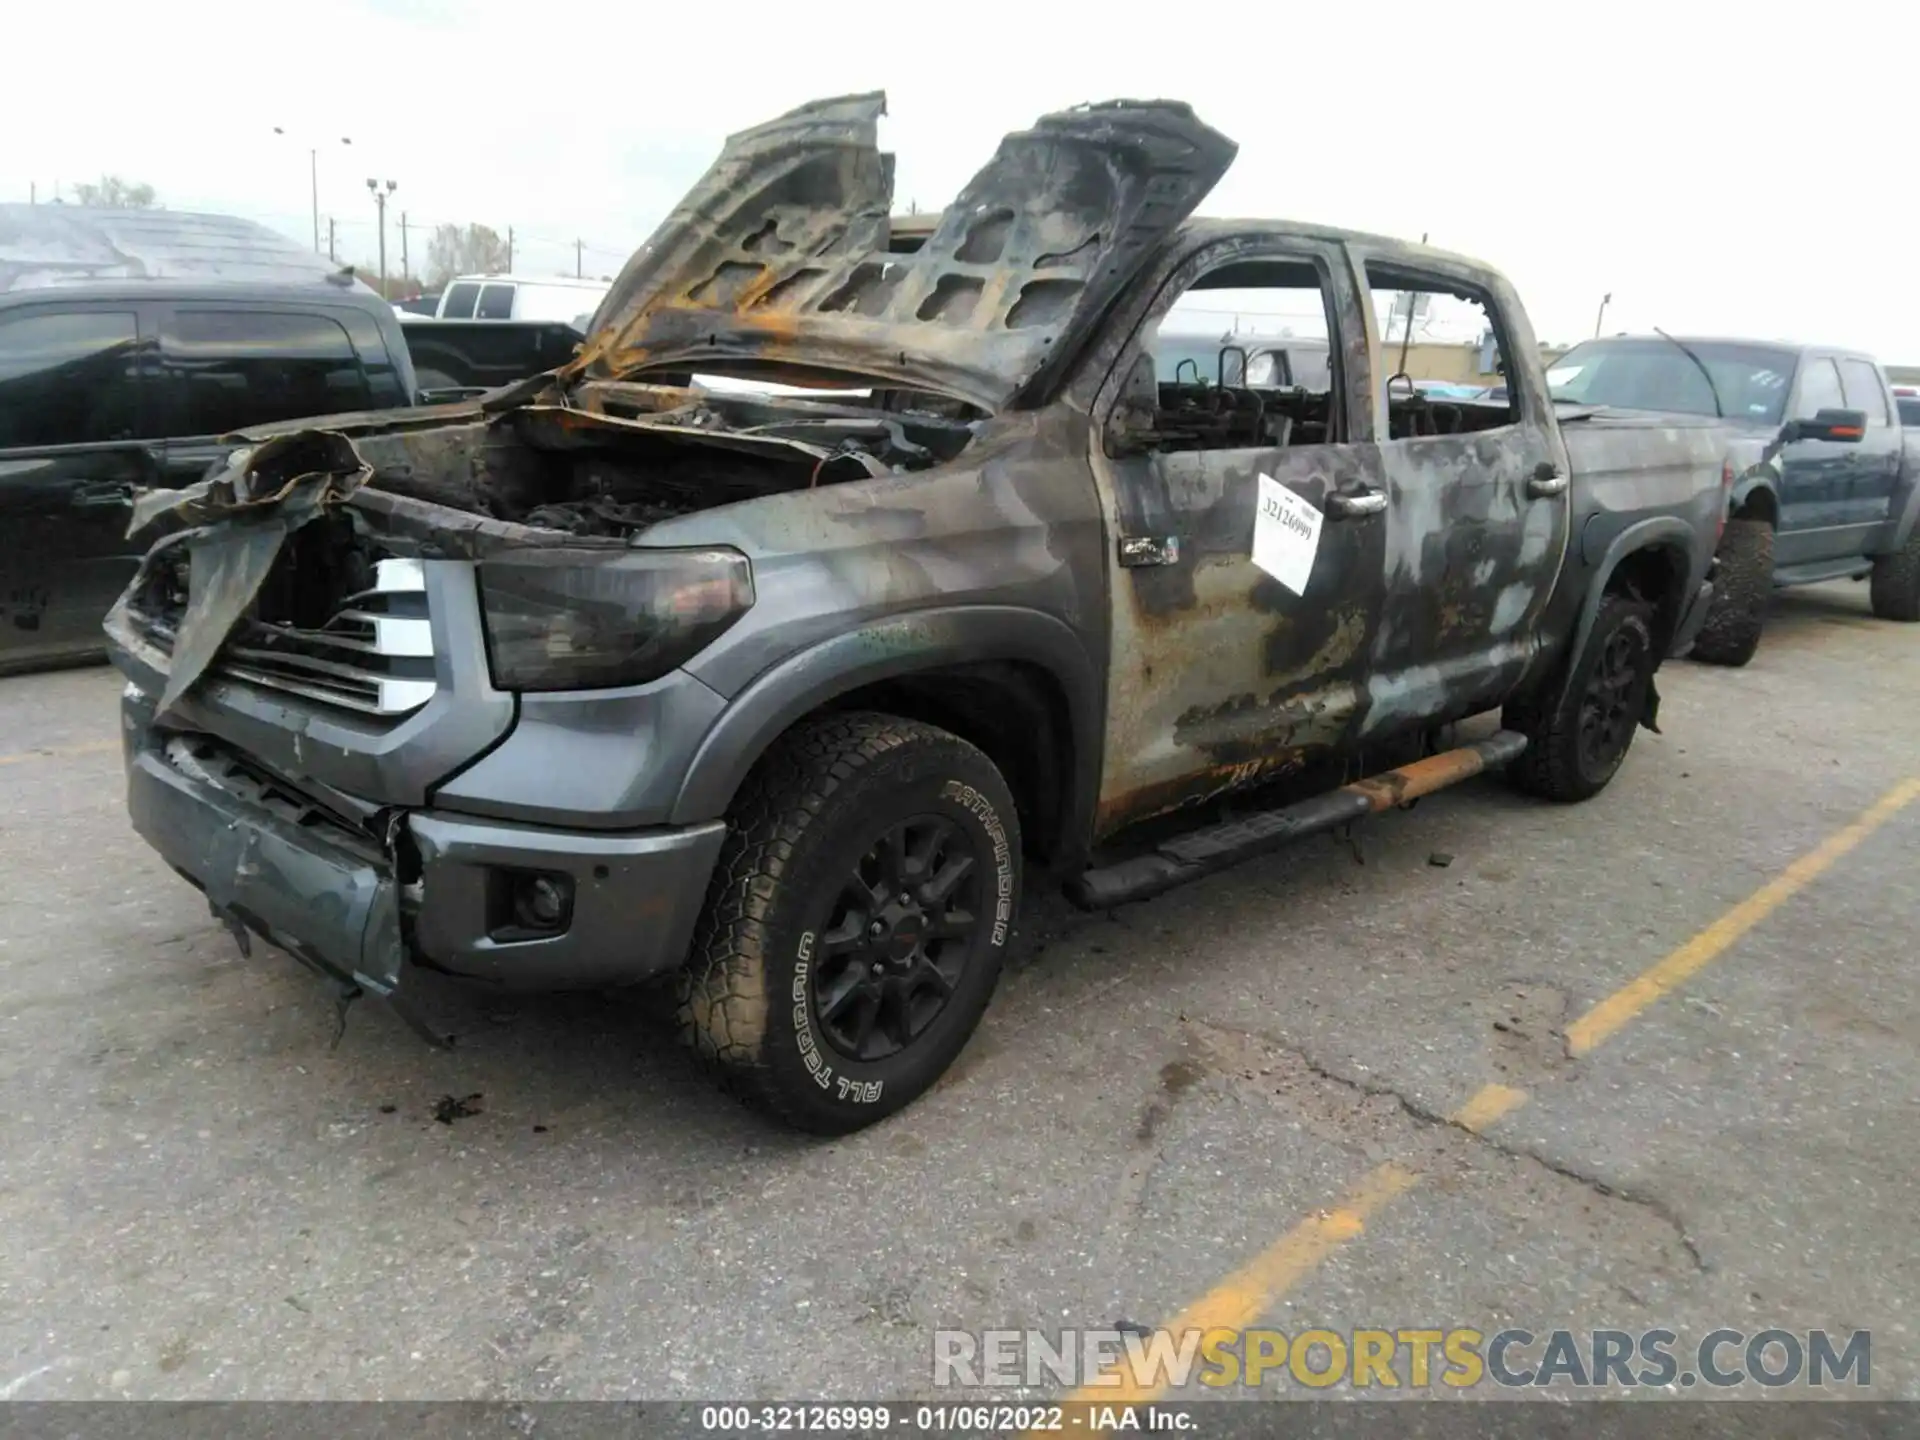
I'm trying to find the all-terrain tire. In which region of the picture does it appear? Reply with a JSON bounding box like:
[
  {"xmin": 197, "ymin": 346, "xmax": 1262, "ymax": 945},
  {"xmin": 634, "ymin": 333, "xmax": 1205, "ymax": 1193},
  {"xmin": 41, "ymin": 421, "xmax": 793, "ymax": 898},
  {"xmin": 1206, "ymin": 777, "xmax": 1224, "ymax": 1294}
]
[
  {"xmin": 1688, "ymin": 518, "xmax": 1773, "ymax": 666},
  {"xmin": 675, "ymin": 712, "xmax": 1021, "ymax": 1134},
  {"xmin": 1868, "ymin": 529, "xmax": 1920, "ymax": 622},
  {"xmin": 1504, "ymin": 595, "xmax": 1658, "ymax": 803}
]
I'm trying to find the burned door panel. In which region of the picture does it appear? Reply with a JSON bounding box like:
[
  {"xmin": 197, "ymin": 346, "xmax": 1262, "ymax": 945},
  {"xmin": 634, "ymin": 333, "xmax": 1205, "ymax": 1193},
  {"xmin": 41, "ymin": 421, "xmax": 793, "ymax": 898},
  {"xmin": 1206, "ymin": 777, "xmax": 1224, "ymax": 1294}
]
[
  {"xmin": 1087, "ymin": 238, "xmax": 1385, "ymax": 837},
  {"xmin": 1352, "ymin": 257, "xmax": 1568, "ymax": 739},
  {"xmin": 1364, "ymin": 428, "xmax": 1563, "ymax": 735}
]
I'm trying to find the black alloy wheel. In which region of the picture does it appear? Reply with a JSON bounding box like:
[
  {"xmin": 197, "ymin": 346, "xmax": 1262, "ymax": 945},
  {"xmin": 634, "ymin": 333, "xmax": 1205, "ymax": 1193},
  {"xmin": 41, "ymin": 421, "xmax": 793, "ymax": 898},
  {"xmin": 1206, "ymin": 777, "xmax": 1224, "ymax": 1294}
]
[
  {"xmin": 1503, "ymin": 594, "xmax": 1657, "ymax": 803},
  {"xmin": 1577, "ymin": 621, "xmax": 1650, "ymax": 776},
  {"xmin": 811, "ymin": 815, "xmax": 981, "ymax": 1062}
]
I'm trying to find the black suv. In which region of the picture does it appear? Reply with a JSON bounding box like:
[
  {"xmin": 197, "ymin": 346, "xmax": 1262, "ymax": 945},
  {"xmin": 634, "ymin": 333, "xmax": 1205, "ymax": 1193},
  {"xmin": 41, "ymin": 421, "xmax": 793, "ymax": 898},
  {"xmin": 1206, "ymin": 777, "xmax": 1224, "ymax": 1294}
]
[{"xmin": 0, "ymin": 206, "xmax": 422, "ymax": 673}]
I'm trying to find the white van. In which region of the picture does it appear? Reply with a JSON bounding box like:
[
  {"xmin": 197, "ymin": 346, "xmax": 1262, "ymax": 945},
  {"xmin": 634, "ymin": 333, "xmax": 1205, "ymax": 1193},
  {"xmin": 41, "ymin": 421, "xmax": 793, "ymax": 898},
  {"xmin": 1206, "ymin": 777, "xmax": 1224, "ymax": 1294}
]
[{"xmin": 430, "ymin": 274, "xmax": 610, "ymax": 325}]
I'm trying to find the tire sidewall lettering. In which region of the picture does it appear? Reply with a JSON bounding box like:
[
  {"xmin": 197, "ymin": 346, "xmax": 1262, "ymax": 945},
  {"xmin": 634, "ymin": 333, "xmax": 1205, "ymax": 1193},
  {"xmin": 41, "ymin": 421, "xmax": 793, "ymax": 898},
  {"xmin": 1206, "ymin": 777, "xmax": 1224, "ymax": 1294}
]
[
  {"xmin": 790, "ymin": 932, "xmax": 837, "ymax": 1092},
  {"xmin": 940, "ymin": 779, "xmax": 1015, "ymax": 948},
  {"xmin": 776, "ymin": 759, "xmax": 1019, "ymax": 1108}
]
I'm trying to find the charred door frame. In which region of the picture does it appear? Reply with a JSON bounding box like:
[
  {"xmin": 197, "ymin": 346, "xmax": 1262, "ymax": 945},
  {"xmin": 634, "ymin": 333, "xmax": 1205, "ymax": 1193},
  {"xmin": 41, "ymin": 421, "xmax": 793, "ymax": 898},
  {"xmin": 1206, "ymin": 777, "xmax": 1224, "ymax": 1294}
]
[
  {"xmin": 1343, "ymin": 243, "xmax": 1571, "ymax": 742},
  {"xmin": 1082, "ymin": 230, "xmax": 1388, "ymax": 838}
]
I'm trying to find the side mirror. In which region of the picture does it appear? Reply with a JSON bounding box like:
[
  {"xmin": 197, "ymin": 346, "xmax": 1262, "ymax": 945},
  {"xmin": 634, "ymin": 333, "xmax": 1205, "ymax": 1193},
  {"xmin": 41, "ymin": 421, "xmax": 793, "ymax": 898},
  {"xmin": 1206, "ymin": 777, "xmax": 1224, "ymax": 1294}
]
[{"xmin": 1783, "ymin": 407, "xmax": 1867, "ymax": 444}]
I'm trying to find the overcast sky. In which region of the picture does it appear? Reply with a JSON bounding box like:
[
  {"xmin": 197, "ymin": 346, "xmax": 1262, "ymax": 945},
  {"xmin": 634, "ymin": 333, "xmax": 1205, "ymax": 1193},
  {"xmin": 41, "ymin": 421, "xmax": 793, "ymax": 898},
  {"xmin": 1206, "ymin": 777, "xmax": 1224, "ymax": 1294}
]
[{"xmin": 4, "ymin": 0, "xmax": 1914, "ymax": 356}]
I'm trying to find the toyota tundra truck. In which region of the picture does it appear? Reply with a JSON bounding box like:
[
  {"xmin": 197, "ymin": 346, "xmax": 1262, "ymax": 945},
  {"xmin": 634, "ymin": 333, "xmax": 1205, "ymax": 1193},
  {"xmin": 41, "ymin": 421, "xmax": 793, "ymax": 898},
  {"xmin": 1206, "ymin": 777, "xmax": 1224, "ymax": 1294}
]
[{"xmin": 105, "ymin": 93, "xmax": 1727, "ymax": 1132}]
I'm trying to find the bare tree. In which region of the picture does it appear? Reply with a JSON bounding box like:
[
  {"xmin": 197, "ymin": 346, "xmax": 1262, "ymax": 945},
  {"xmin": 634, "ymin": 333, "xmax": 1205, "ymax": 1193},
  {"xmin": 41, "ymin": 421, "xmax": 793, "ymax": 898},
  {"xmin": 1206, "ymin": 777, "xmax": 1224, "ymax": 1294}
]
[
  {"xmin": 71, "ymin": 175, "xmax": 159, "ymax": 208},
  {"xmin": 424, "ymin": 223, "xmax": 509, "ymax": 287}
]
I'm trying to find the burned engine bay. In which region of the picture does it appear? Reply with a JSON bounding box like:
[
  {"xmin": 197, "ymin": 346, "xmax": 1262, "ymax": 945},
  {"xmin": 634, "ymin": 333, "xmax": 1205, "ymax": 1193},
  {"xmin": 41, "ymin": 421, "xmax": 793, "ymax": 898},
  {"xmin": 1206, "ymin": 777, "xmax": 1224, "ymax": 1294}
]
[{"xmin": 349, "ymin": 379, "xmax": 985, "ymax": 545}]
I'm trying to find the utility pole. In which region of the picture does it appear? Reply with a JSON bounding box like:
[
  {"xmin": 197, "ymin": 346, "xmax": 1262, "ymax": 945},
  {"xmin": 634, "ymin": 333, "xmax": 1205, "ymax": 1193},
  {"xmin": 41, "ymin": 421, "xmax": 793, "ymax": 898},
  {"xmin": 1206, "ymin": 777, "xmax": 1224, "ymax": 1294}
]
[
  {"xmin": 400, "ymin": 212, "xmax": 410, "ymax": 283},
  {"xmin": 276, "ymin": 128, "xmax": 350, "ymax": 254},
  {"xmin": 367, "ymin": 178, "xmax": 398, "ymax": 296},
  {"xmin": 1593, "ymin": 292, "xmax": 1613, "ymax": 338},
  {"xmin": 506, "ymin": 226, "xmax": 514, "ymax": 271},
  {"xmin": 575, "ymin": 238, "xmax": 583, "ymax": 278},
  {"xmin": 29, "ymin": 182, "xmax": 35, "ymax": 205},
  {"xmin": 327, "ymin": 217, "xmax": 336, "ymax": 263}
]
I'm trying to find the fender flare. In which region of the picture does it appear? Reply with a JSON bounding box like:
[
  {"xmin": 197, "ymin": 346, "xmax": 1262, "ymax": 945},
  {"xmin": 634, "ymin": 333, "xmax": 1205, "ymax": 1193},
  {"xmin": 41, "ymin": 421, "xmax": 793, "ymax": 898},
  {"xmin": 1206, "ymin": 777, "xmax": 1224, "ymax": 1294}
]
[
  {"xmin": 1727, "ymin": 470, "xmax": 1780, "ymax": 524},
  {"xmin": 1556, "ymin": 516, "xmax": 1701, "ymax": 710},
  {"xmin": 670, "ymin": 606, "xmax": 1103, "ymax": 846}
]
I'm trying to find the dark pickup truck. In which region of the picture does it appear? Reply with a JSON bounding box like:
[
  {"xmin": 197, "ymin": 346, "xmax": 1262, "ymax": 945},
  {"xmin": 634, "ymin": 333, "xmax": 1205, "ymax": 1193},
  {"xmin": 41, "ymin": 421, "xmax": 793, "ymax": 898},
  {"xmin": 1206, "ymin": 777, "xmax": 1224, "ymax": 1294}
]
[
  {"xmin": 1546, "ymin": 335, "xmax": 1920, "ymax": 661},
  {"xmin": 107, "ymin": 93, "xmax": 1728, "ymax": 1133},
  {"xmin": 0, "ymin": 204, "xmax": 584, "ymax": 673}
]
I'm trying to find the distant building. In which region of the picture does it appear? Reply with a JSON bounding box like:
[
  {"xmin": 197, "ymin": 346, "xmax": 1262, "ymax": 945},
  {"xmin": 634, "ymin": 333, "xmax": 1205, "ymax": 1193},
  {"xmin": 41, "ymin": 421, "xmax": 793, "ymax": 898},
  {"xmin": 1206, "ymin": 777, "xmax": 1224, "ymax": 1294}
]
[{"xmin": 1380, "ymin": 339, "xmax": 1570, "ymax": 385}]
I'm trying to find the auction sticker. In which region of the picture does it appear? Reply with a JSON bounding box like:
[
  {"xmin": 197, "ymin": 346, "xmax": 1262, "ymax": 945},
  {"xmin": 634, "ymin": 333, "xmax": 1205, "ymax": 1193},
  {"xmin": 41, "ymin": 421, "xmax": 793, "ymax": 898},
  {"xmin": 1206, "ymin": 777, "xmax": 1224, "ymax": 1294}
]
[{"xmin": 1252, "ymin": 473, "xmax": 1323, "ymax": 595}]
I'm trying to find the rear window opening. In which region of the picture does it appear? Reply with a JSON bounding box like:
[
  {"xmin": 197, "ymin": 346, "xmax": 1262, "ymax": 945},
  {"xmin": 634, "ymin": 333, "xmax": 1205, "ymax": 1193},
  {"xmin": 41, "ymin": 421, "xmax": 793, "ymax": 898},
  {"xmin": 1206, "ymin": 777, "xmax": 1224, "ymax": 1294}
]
[{"xmin": 1365, "ymin": 262, "xmax": 1519, "ymax": 438}]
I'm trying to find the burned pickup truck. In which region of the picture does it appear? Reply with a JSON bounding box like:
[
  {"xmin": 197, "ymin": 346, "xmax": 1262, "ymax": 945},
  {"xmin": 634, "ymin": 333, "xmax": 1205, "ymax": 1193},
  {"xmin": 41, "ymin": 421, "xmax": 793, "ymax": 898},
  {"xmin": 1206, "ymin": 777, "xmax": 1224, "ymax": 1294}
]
[{"xmin": 107, "ymin": 93, "xmax": 1726, "ymax": 1133}]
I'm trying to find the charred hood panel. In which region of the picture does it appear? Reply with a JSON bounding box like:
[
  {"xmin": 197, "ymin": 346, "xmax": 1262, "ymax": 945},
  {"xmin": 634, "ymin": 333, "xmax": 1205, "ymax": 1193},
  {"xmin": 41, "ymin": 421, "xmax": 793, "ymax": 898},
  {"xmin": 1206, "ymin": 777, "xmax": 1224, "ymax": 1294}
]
[{"xmin": 575, "ymin": 92, "xmax": 1238, "ymax": 412}]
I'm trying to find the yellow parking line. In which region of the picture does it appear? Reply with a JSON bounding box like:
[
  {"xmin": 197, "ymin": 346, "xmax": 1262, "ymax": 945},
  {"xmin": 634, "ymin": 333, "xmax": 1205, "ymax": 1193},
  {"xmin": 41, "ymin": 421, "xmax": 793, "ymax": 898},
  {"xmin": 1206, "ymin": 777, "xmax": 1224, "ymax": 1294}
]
[
  {"xmin": 1564, "ymin": 776, "xmax": 1920, "ymax": 1055},
  {"xmin": 1088, "ymin": 1162, "xmax": 1418, "ymax": 1404},
  {"xmin": 1052, "ymin": 775, "xmax": 1920, "ymax": 1412},
  {"xmin": 0, "ymin": 739, "xmax": 117, "ymax": 767},
  {"xmin": 1451, "ymin": 1082, "xmax": 1528, "ymax": 1134}
]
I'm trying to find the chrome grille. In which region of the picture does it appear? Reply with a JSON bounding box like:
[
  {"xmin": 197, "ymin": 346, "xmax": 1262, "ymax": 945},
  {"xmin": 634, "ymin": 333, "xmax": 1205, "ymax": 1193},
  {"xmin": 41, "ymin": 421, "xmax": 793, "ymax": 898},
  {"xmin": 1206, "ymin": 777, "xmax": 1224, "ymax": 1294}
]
[{"xmin": 216, "ymin": 557, "xmax": 437, "ymax": 717}]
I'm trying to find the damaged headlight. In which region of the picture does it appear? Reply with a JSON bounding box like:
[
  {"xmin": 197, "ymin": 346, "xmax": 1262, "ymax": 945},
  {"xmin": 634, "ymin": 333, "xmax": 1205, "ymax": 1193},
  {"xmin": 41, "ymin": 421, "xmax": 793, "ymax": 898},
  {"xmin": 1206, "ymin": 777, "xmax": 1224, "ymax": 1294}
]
[{"xmin": 477, "ymin": 547, "xmax": 753, "ymax": 691}]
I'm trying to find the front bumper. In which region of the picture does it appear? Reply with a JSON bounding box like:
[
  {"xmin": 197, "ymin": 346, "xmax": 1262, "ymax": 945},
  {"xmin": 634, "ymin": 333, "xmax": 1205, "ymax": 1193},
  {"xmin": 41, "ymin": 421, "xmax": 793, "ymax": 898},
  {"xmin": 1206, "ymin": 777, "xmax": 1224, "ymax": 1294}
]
[
  {"xmin": 1668, "ymin": 575, "xmax": 1716, "ymax": 658},
  {"xmin": 123, "ymin": 697, "xmax": 727, "ymax": 1005}
]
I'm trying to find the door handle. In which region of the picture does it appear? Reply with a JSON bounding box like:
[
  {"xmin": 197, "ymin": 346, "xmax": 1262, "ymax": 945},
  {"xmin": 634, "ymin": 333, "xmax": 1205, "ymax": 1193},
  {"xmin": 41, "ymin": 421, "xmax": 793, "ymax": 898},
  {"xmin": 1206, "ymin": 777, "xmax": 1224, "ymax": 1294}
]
[
  {"xmin": 1527, "ymin": 463, "xmax": 1569, "ymax": 498},
  {"xmin": 1327, "ymin": 488, "xmax": 1387, "ymax": 518},
  {"xmin": 72, "ymin": 482, "xmax": 134, "ymax": 509}
]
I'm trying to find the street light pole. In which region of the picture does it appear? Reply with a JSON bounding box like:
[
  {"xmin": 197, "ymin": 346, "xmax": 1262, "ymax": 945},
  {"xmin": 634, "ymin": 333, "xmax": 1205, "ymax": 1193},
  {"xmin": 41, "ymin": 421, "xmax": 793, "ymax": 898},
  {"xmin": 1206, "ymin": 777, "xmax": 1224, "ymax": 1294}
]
[
  {"xmin": 367, "ymin": 178, "xmax": 398, "ymax": 295},
  {"xmin": 1594, "ymin": 292, "xmax": 1613, "ymax": 338},
  {"xmin": 276, "ymin": 128, "xmax": 351, "ymax": 254}
]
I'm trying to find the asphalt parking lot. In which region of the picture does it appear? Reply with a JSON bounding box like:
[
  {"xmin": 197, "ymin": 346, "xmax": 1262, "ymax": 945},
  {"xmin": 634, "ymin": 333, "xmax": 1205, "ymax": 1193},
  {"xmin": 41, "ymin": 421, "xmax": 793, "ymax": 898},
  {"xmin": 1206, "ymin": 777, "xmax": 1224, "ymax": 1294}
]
[{"xmin": 2, "ymin": 581, "xmax": 1916, "ymax": 1404}]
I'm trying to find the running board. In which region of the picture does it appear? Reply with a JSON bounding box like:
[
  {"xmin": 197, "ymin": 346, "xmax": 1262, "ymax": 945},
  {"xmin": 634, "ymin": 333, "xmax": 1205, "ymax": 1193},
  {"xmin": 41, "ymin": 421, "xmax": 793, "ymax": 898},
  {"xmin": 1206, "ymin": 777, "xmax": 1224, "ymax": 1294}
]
[{"xmin": 1065, "ymin": 730, "xmax": 1529, "ymax": 911}]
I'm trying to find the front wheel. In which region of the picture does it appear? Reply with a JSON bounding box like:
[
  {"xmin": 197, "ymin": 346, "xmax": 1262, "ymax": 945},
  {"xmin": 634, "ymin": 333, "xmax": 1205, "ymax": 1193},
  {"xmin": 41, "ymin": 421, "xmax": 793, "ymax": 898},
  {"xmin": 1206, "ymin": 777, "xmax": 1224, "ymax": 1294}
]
[
  {"xmin": 1868, "ymin": 529, "xmax": 1920, "ymax": 622},
  {"xmin": 1689, "ymin": 518, "xmax": 1773, "ymax": 666},
  {"xmin": 676, "ymin": 712, "xmax": 1021, "ymax": 1134},
  {"xmin": 1504, "ymin": 594, "xmax": 1658, "ymax": 803}
]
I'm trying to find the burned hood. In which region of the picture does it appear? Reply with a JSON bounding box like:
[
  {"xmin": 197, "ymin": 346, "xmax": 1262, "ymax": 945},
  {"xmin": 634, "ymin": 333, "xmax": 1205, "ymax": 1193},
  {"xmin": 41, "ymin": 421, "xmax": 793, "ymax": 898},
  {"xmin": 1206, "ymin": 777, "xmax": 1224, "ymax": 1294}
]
[{"xmin": 571, "ymin": 92, "xmax": 1237, "ymax": 412}]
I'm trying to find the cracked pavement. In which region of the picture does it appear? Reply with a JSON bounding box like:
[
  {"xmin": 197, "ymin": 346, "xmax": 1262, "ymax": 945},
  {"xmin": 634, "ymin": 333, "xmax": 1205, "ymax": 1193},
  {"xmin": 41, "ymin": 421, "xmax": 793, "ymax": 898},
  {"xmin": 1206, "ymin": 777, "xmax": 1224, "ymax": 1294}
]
[
  {"xmin": 1, "ymin": 581, "xmax": 1916, "ymax": 1401},
  {"xmin": 1184, "ymin": 1016, "xmax": 1710, "ymax": 1276}
]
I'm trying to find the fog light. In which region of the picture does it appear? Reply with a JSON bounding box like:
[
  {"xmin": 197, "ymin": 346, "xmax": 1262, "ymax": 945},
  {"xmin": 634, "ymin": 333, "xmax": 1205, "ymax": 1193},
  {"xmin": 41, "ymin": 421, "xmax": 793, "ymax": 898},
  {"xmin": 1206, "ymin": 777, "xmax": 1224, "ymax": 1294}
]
[{"xmin": 511, "ymin": 873, "xmax": 573, "ymax": 932}]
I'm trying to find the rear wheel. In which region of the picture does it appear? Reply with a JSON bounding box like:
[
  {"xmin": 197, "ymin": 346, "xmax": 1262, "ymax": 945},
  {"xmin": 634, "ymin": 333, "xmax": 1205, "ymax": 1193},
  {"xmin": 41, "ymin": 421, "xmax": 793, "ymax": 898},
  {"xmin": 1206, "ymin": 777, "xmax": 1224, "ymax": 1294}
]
[
  {"xmin": 1505, "ymin": 594, "xmax": 1658, "ymax": 803},
  {"xmin": 676, "ymin": 712, "xmax": 1021, "ymax": 1134},
  {"xmin": 1868, "ymin": 529, "xmax": 1920, "ymax": 621},
  {"xmin": 1689, "ymin": 518, "xmax": 1773, "ymax": 666}
]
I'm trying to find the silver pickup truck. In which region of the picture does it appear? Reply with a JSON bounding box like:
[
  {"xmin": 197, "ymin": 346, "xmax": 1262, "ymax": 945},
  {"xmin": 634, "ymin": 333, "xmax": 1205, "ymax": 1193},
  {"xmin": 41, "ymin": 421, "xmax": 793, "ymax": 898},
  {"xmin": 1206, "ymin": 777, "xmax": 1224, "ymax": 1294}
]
[{"xmin": 105, "ymin": 93, "xmax": 1731, "ymax": 1133}]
